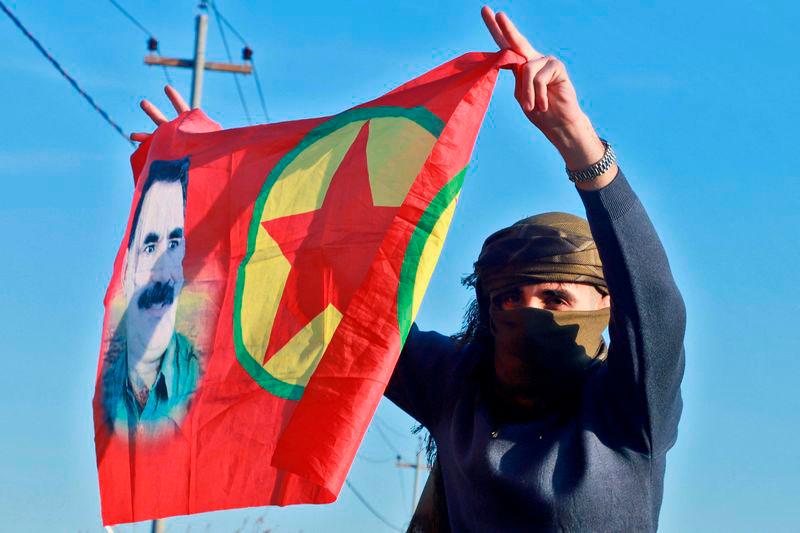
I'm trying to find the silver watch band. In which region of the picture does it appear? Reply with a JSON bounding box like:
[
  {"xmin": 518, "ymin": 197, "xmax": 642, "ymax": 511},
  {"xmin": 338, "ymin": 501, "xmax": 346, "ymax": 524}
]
[{"xmin": 566, "ymin": 139, "xmax": 616, "ymax": 183}]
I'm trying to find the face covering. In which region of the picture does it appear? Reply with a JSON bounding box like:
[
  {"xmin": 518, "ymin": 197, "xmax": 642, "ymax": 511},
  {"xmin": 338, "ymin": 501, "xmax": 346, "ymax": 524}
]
[
  {"xmin": 490, "ymin": 306, "xmax": 610, "ymax": 390},
  {"xmin": 471, "ymin": 212, "xmax": 611, "ymax": 413}
]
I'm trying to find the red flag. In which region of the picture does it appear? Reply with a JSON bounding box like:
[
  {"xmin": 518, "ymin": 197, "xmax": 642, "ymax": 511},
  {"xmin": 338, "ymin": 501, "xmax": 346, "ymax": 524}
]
[{"xmin": 93, "ymin": 50, "xmax": 524, "ymax": 524}]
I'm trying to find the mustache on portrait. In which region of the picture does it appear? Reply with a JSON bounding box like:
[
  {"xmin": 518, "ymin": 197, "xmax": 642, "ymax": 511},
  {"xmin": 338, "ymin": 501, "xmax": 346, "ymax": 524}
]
[{"xmin": 137, "ymin": 281, "xmax": 176, "ymax": 310}]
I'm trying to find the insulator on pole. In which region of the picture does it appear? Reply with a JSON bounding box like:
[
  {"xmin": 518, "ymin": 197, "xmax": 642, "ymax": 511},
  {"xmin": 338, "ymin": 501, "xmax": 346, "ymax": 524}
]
[
  {"xmin": 147, "ymin": 37, "xmax": 158, "ymax": 52},
  {"xmin": 242, "ymin": 46, "xmax": 253, "ymax": 61}
]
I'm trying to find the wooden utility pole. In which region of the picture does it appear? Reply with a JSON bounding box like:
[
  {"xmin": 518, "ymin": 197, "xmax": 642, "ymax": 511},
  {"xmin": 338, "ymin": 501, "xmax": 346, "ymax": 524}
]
[
  {"xmin": 189, "ymin": 12, "xmax": 207, "ymax": 108},
  {"xmin": 142, "ymin": 5, "xmax": 251, "ymax": 531},
  {"xmin": 143, "ymin": 3, "xmax": 251, "ymax": 108},
  {"xmin": 395, "ymin": 437, "xmax": 431, "ymax": 516}
]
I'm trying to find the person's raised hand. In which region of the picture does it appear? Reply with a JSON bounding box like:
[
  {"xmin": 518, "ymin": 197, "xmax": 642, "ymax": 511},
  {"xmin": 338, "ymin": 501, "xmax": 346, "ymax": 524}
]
[
  {"xmin": 481, "ymin": 6, "xmax": 584, "ymax": 135},
  {"xmin": 482, "ymin": 6, "xmax": 615, "ymax": 189},
  {"xmin": 130, "ymin": 85, "xmax": 191, "ymax": 143}
]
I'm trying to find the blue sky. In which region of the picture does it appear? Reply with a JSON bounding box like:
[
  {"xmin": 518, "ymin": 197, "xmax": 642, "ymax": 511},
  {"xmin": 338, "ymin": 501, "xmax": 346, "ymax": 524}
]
[{"xmin": 1, "ymin": 1, "xmax": 799, "ymax": 531}]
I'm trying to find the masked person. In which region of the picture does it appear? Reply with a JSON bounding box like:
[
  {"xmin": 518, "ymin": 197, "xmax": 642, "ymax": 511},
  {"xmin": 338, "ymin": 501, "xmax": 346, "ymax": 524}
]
[
  {"xmin": 131, "ymin": 7, "xmax": 685, "ymax": 532},
  {"xmin": 385, "ymin": 8, "xmax": 686, "ymax": 533}
]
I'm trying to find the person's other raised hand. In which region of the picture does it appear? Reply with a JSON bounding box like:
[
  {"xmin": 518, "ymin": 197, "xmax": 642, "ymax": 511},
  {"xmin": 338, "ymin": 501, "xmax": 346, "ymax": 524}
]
[
  {"xmin": 130, "ymin": 85, "xmax": 191, "ymax": 143},
  {"xmin": 481, "ymin": 6, "xmax": 585, "ymax": 136}
]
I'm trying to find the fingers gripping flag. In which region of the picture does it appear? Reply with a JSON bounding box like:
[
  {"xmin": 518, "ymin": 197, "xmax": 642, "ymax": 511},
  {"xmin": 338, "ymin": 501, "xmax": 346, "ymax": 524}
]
[{"xmin": 93, "ymin": 50, "xmax": 524, "ymax": 524}]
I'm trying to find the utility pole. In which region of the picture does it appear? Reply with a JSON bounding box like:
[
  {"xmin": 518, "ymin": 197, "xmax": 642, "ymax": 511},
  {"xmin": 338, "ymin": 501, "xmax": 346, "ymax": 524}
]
[
  {"xmin": 190, "ymin": 11, "xmax": 208, "ymax": 108},
  {"xmin": 142, "ymin": 4, "xmax": 252, "ymax": 531},
  {"xmin": 395, "ymin": 437, "xmax": 431, "ymax": 516},
  {"xmin": 143, "ymin": 2, "xmax": 251, "ymax": 108}
]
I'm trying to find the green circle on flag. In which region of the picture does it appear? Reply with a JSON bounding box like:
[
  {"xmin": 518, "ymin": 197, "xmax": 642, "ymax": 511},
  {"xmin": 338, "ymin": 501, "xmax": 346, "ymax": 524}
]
[{"xmin": 233, "ymin": 105, "xmax": 459, "ymax": 400}]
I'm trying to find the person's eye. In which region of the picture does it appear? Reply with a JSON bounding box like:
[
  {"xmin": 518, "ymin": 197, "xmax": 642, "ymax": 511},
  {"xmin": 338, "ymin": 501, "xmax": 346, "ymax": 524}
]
[
  {"xmin": 168, "ymin": 239, "xmax": 181, "ymax": 250},
  {"xmin": 143, "ymin": 244, "xmax": 156, "ymax": 254},
  {"xmin": 495, "ymin": 289, "xmax": 521, "ymax": 307},
  {"xmin": 546, "ymin": 295, "xmax": 570, "ymax": 308}
]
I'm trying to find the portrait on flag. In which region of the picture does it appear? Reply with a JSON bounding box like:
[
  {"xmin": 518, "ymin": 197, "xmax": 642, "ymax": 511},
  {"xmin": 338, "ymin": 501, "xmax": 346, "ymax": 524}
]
[{"xmin": 100, "ymin": 157, "xmax": 204, "ymax": 436}]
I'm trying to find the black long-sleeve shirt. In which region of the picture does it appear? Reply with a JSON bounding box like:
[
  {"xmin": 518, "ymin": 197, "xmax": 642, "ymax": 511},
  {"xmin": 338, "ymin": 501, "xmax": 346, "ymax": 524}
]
[{"xmin": 385, "ymin": 170, "xmax": 686, "ymax": 532}]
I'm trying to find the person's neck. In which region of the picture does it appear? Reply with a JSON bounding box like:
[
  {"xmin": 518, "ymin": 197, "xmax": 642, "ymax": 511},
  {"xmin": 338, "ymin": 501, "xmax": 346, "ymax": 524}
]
[
  {"xmin": 494, "ymin": 350, "xmax": 539, "ymax": 394},
  {"xmin": 491, "ymin": 351, "xmax": 578, "ymax": 420},
  {"xmin": 492, "ymin": 352, "xmax": 546, "ymax": 414},
  {"xmin": 127, "ymin": 335, "xmax": 168, "ymax": 392}
]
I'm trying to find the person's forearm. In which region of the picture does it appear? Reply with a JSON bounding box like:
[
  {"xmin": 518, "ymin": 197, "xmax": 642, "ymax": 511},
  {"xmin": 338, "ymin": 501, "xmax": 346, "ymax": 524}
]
[
  {"xmin": 542, "ymin": 113, "xmax": 618, "ymax": 192},
  {"xmin": 578, "ymin": 173, "xmax": 686, "ymax": 455}
]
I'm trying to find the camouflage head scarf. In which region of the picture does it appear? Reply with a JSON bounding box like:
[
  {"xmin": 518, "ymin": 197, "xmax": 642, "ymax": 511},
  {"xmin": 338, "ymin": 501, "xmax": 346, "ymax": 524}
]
[{"xmin": 474, "ymin": 212, "xmax": 607, "ymax": 302}]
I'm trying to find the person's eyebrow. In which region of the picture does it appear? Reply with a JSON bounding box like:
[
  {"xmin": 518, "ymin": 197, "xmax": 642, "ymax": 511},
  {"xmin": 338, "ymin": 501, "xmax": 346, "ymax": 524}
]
[
  {"xmin": 143, "ymin": 232, "xmax": 159, "ymax": 245},
  {"xmin": 168, "ymin": 228, "xmax": 184, "ymax": 239},
  {"xmin": 542, "ymin": 289, "xmax": 574, "ymax": 302}
]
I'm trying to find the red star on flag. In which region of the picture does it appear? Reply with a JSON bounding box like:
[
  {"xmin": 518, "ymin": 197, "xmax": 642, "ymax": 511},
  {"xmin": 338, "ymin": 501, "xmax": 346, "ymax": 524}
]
[{"xmin": 261, "ymin": 121, "xmax": 397, "ymax": 361}]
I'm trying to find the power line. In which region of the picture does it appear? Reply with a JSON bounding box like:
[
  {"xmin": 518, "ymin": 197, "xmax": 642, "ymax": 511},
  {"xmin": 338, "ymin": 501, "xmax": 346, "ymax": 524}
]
[
  {"xmin": 0, "ymin": 1, "xmax": 134, "ymax": 146},
  {"xmin": 107, "ymin": 0, "xmax": 153, "ymax": 37},
  {"xmin": 107, "ymin": 1, "xmax": 172, "ymax": 86},
  {"xmin": 373, "ymin": 419, "xmax": 403, "ymax": 457},
  {"xmin": 209, "ymin": 0, "xmax": 270, "ymax": 123},
  {"xmin": 397, "ymin": 464, "xmax": 409, "ymax": 511},
  {"xmin": 209, "ymin": 1, "xmax": 247, "ymax": 44},
  {"xmin": 376, "ymin": 415, "xmax": 415, "ymax": 440},
  {"xmin": 345, "ymin": 480, "xmax": 404, "ymax": 533},
  {"xmin": 209, "ymin": 0, "xmax": 251, "ymax": 124},
  {"xmin": 156, "ymin": 47, "xmax": 174, "ymax": 86},
  {"xmin": 356, "ymin": 453, "xmax": 395, "ymax": 464},
  {"xmin": 251, "ymin": 62, "xmax": 271, "ymax": 122}
]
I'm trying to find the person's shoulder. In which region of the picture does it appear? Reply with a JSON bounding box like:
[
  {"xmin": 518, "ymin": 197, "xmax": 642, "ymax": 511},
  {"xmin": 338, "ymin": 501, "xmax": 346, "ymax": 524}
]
[
  {"xmin": 406, "ymin": 324, "xmax": 457, "ymax": 351},
  {"xmin": 406, "ymin": 324, "xmax": 486, "ymax": 382},
  {"xmin": 458, "ymin": 340, "xmax": 492, "ymax": 382},
  {"xmin": 102, "ymin": 337, "xmax": 128, "ymax": 385}
]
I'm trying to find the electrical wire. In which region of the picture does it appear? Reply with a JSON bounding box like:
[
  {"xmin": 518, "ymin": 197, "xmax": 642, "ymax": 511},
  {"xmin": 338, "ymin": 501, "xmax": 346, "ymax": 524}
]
[
  {"xmin": 251, "ymin": 61, "xmax": 271, "ymax": 123},
  {"xmin": 209, "ymin": 0, "xmax": 270, "ymax": 123},
  {"xmin": 107, "ymin": 0, "xmax": 172, "ymax": 86},
  {"xmin": 156, "ymin": 46, "xmax": 174, "ymax": 86},
  {"xmin": 376, "ymin": 415, "xmax": 415, "ymax": 440},
  {"xmin": 209, "ymin": 0, "xmax": 251, "ymax": 124},
  {"xmin": 397, "ymin": 464, "xmax": 409, "ymax": 512},
  {"xmin": 107, "ymin": 0, "xmax": 152, "ymax": 36},
  {"xmin": 356, "ymin": 453, "xmax": 395, "ymax": 464},
  {"xmin": 373, "ymin": 419, "xmax": 403, "ymax": 458},
  {"xmin": 345, "ymin": 480, "xmax": 404, "ymax": 532},
  {"xmin": 208, "ymin": 1, "xmax": 247, "ymax": 44},
  {"xmin": 0, "ymin": 1, "xmax": 134, "ymax": 146}
]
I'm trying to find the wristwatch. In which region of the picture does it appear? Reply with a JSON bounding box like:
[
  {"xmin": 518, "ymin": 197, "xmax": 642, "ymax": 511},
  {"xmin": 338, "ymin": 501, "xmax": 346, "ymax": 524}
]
[{"xmin": 566, "ymin": 139, "xmax": 616, "ymax": 183}]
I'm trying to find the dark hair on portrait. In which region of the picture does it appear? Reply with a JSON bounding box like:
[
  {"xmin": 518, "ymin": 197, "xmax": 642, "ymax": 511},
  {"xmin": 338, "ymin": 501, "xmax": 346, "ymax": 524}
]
[{"xmin": 127, "ymin": 157, "xmax": 190, "ymax": 250}]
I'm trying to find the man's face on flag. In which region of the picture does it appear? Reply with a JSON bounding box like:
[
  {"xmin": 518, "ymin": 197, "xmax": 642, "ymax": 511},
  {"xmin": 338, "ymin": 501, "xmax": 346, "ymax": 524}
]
[{"xmin": 123, "ymin": 179, "xmax": 186, "ymax": 354}]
